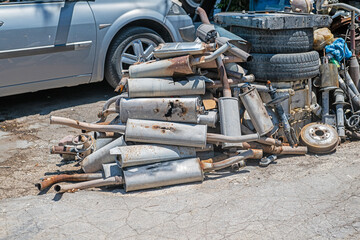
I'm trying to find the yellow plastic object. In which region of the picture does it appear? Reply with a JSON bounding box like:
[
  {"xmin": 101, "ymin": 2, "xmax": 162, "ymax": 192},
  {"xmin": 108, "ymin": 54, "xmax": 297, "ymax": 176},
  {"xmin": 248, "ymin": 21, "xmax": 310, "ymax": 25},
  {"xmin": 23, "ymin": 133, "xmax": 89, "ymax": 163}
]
[{"xmin": 314, "ymin": 28, "xmax": 335, "ymax": 51}]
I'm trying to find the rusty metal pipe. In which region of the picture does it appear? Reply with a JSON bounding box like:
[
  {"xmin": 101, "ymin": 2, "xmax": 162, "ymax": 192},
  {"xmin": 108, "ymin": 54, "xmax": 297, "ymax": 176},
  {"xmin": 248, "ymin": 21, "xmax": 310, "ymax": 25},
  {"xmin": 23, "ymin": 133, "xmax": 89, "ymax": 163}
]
[
  {"xmin": 94, "ymin": 132, "xmax": 122, "ymax": 139},
  {"xmin": 201, "ymin": 150, "xmax": 254, "ymax": 171},
  {"xmin": 191, "ymin": 42, "xmax": 232, "ymax": 66},
  {"xmin": 54, "ymin": 176, "xmax": 123, "ymax": 193},
  {"xmin": 98, "ymin": 108, "xmax": 117, "ymax": 120},
  {"xmin": 196, "ymin": 7, "xmax": 210, "ymax": 24},
  {"xmin": 102, "ymin": 93, "xmax": 128, "ymax": 112},
  {"xmin": 241, "ymin": 125, "xmax": 282, "ymax": 146},
  {"xmin": 242, "ymin": 142, "xmax": 307, "ymax": 155},
  {"xmin": 197, "ymin": 56, "xmax": 247, "ymax": 68},
  {"xmin": 206, "ymin": 133, "xmax": 259, "ymax": 144},
  {"xmin": 216, "ymin": 55, "xmax": 231, "ymax": 98},
  {"xmin": 50, "ymin": 116, "xmax": 126, "ymax": 133},
  {"xmin": 216, "ymin": 37, "xmax": 252, "ymax": 62},
  {"xmin": 256, "ymin": 138, "xmax": 282, "ymax": 146},
  {"xmin": 36, "ymin": 173, "xmax": 103, "ymax": 191},
  {"xmin": 50, "ymin": 145, "xmax": 78, "ymax": 155}
]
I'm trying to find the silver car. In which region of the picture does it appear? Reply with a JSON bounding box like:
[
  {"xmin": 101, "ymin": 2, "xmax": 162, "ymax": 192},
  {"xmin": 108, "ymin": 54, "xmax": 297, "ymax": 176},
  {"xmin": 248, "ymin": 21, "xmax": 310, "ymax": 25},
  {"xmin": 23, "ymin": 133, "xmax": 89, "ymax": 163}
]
[{"xmin": 0, "ymin": 0, "xmax": 194, "ymax": 97}]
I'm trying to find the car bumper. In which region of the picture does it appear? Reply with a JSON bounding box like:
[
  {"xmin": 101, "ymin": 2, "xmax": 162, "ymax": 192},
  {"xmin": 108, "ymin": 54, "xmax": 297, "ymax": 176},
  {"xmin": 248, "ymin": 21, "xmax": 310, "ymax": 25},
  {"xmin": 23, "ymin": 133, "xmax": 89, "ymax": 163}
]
[{"xmin": 165, "ymin": 15, "xmax": 195, "ymax": 42}]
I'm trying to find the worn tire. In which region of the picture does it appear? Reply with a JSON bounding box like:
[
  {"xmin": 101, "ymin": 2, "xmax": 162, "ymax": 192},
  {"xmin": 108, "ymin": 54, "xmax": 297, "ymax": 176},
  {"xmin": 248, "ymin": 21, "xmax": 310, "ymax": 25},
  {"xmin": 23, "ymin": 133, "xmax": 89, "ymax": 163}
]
[
  {"xmin": 233, "ymin": 27, "xmax": 314, "ymax": 54},
  {"xmin": 243, "ymin": 51, "xmax": 320, "ymax": 82},
  {"xmin": 105, "ymin": 27, "xmax": 164, "ymax": 89}
]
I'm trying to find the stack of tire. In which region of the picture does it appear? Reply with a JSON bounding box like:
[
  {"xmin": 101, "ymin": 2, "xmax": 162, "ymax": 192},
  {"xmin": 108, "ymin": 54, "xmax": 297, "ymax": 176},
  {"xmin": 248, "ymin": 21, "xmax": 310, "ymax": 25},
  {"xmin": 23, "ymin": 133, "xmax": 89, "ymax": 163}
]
[{"xmin": 235, "ymin": 27, "xmax": 320, "ymax": 82}]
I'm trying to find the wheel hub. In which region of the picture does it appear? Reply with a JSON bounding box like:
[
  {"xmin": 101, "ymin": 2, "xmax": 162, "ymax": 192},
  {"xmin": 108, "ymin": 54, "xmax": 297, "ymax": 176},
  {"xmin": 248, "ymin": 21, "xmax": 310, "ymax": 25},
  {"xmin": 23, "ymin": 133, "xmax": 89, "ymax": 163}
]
[{"xmin": 300, "ymin": 122, "xmax": 339, "ymax": 154}]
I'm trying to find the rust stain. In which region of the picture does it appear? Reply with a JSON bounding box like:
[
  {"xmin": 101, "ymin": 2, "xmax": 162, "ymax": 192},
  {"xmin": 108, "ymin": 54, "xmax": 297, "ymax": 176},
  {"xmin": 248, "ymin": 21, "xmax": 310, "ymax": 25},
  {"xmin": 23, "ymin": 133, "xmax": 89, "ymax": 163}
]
[
  {"xmin": 164, "ymin": 100, "xmax": 189, "ymax": 119},
  {"xmin": 167, "ymin": 55, "xmax": 194, "ymax": 76},
  {"xmin": 152, "ymin": 125, "xmax": 176, "ymax": 133}
]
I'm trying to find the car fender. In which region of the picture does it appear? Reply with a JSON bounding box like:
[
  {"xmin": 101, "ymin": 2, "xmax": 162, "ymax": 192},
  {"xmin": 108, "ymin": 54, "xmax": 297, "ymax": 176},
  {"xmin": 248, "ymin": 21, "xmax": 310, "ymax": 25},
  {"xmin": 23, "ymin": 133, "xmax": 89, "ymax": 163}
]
[{"xmin": 90, "ymin": 9, "xmax": 176, "ymax": 82}]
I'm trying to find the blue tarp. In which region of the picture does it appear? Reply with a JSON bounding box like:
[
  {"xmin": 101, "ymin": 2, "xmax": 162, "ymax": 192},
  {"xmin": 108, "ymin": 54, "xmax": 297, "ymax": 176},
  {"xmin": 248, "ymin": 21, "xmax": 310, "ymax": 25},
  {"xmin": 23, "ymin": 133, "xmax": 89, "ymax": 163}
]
[{"xmin": 325, "ymin": 38, "xmax": 352, "ymax": 62}]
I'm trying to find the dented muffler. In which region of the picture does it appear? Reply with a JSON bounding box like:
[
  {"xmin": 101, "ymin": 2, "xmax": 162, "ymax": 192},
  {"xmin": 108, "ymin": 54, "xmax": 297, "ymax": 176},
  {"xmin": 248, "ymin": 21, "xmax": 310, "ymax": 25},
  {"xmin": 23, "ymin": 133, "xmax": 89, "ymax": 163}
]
[
  {"xmin": 122, "ymin": 149, "xmax": 255, "ymax": 192},
  {"xmin": 124, "ymin": 119, "xmax": 208, "ymax": 148},
  {"xmin": 128, "ymin": 43, "xmax": 232, "ymax": 78},
  {"xmin": 153, "ymin": 42, "xmax": 216, "ymax": 59},
  {"xmin": 218, "ymin": 97, "xmax": 242, "ymax": 149},
  {"xmin": 239, "ymin": 85, "xmax": 274, "ymax": 136},
  {"xmin": 117, "ymin": 97, "xmax": 202, "ymax": 123},
  {"xmin": 110, "ymin": 144, "xmax": 196, "ymax": 167}
]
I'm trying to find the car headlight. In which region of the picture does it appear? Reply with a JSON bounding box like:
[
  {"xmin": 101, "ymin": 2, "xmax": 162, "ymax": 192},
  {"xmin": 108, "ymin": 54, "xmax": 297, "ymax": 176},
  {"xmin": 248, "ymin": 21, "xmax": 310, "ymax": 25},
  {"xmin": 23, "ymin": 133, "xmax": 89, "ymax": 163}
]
[{"xmin": 167, "ymin": 3, "xmax": 188, "ymax": 15}]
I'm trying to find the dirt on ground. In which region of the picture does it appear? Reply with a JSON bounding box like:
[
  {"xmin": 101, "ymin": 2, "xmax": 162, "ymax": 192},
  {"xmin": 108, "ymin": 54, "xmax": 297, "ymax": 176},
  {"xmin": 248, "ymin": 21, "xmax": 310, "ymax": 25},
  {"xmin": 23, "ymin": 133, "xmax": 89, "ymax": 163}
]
[{"xmin": 0, "ymin": 81, "xmax": 117, "ymax": 199}]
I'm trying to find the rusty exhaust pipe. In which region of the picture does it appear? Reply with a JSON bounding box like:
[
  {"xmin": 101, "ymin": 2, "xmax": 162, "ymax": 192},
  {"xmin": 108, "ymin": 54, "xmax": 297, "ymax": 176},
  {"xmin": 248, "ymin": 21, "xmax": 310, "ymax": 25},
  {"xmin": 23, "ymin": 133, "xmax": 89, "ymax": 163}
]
[
  {"xmin": 50, "ymin": 116, "xmax": 126, "ymax": 133},
  {"xmin": 54, "ymin": 176, "xmax": 123, "ymax": 193},
  {"xmin": 128, "ymin": 43, "xmax": 232, "ymax": 78},
  {"xmin": 196, "ymin": 7, "xmax": 210, "ymax": 24},
  {"xmin": 201, "ymin": 150, "xmax": 255, "ymax": 171},
  {"xmin": 36, "ymin": 173, "xmax": 103, "ymax": 191},
  {"xmin": 242, "ymin": 142, "xmax": 307, "ymax": 155}
]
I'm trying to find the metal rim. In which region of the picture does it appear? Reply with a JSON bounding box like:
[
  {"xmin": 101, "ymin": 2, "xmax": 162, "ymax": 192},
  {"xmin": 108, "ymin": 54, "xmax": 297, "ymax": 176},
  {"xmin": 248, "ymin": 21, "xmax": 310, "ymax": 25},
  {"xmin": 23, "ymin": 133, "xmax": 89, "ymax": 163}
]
[
  {"xmin": 119, "ymin": 38, "xmax": 156, "ymax": 73},
  {"xmin": 185, "ymin": 0, "xmax": 202, "ymax": 8},
  {"xmin": 300, "ymin": 122, "xmax": 339, "ymax": 154}
]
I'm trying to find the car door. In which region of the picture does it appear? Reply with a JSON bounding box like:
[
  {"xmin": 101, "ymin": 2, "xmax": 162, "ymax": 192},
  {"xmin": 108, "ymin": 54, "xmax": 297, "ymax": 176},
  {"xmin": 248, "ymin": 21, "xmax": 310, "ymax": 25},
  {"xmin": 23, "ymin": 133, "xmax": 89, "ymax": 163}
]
[{"xmin": 0, "ymin": 0, "xmax": 96, "ymax": 97}]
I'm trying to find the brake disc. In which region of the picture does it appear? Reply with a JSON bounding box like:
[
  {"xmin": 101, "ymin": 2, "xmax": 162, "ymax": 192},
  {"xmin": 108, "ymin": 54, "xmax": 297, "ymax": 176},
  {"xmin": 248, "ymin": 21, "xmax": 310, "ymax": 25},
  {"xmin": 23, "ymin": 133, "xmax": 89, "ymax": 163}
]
[{"xmin": 300, "ymin": 122, "xmax": 339, "ymax": 154}]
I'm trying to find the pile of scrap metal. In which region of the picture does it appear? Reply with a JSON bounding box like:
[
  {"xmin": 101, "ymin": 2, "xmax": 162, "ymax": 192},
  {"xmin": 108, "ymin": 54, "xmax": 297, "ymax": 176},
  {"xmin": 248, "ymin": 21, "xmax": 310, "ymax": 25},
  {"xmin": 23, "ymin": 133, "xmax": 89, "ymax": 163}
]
[{"xmin": 36, "ymin": 4, "xmax": 360, "ymax": 194}]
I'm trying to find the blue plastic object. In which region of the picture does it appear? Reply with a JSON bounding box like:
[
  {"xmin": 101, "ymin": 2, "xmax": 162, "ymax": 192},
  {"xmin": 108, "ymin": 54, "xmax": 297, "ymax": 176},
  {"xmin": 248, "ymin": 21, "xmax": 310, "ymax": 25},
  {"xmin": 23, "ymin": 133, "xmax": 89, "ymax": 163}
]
[{"xmin": 325, "ymin": 38, "xmax": 352, "ymax": 62}]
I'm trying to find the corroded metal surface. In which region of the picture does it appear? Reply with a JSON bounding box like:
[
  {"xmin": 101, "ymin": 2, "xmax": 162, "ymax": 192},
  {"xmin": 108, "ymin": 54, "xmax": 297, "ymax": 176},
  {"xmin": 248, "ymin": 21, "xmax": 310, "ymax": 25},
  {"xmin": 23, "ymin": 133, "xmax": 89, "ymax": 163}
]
[
  {"xmin": 125, "ymin": 119, "xmax": 207, "ymax": 148},
  {"xmin": 118, "ymin": 97, "xmax": 201, "ymax": 123}
]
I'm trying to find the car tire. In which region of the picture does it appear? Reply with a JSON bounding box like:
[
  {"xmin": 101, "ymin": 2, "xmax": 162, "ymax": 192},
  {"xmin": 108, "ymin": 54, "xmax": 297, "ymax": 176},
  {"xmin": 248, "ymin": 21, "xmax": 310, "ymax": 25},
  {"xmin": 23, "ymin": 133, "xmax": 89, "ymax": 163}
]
[
  {"xmin": 180, "ymin": 0, "xmax": 216, "ymax": 17},
  {"xmin": 243, "ymin": 51, "xmax": 320, "ymax": 82},
  {"xmin": 233, "ymin": 27, "xmax": 314, "ymax": 54},
  {"xmin": 105, "ymin": 27, "xmax": 164, "ymax": 88}
]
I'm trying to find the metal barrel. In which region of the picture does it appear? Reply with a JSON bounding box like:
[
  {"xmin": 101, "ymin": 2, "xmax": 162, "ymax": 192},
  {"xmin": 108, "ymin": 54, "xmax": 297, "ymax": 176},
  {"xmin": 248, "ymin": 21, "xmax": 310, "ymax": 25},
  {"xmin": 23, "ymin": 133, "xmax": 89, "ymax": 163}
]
[
  {"xmin": 127, "ymin": 77, "xmax": 206, "ymax": 98},
  {"xmin": 239, "ymin": 85, "xmax": 274, "ymax": 136},
  {"xmin": 218, "ymin": 97, "xmax": 242, "ymax": 148},
  {"xmin": 123, "ymin": 157, "xmax": 204, "ymax": 192},
  {"xmin": 110, "ymin": 144, "xmax": 196, "ymax": 167},
  {"xmin": 118, "ymin": 97, "xmax": 201, "ymax": 123},
  {"xmin": 128, "ymin": 55, "xmax": 195, "ymax": 78},
  {"xmin": 125, "ymin": 119, "xmax": 207, "ymax": 148},
  {"xmin": 198, "ymin": 110, "xmax": 218, "ymax": 128},
  {"xmin": 81, "ymin": 136, "xmax": 127, "ymax": 173}
]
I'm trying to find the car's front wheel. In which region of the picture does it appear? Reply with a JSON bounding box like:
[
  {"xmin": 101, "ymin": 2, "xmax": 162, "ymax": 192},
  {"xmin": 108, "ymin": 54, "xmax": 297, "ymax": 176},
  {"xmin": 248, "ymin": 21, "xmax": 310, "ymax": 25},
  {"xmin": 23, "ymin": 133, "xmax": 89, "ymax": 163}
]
[{"xmin": 105, "ymin": 27, "xmax": 164, "ymax": 88}]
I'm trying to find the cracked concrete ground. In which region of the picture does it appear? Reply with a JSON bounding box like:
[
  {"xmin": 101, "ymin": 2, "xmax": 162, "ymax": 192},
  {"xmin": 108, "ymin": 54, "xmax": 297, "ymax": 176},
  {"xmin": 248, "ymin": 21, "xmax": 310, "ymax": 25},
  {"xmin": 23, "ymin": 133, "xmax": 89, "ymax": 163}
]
[{"xmin": 0, "ymin": 82, "xmax": 360, "ymax": 239}]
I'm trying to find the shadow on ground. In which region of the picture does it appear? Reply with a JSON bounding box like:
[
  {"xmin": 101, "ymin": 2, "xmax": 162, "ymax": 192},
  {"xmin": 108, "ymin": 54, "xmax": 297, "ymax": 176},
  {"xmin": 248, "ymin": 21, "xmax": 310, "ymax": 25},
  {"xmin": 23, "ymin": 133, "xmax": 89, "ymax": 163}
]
[{"xmin": 0, "ymin": 81, "xmax": 116, "ymax": 121}]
